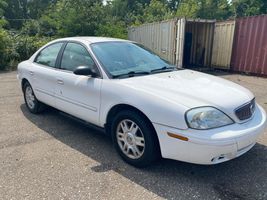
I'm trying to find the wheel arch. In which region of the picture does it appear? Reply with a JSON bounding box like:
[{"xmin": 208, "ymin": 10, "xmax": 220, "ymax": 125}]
[{"xmin": 21, "ymin": 78, "xmax": 29, "ymax": 90}]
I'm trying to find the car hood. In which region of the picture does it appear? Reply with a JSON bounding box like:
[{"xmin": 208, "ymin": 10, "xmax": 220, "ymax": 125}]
[{"xmin": 118, "ymin": 70, "xmax": 254, "ymax": 112}]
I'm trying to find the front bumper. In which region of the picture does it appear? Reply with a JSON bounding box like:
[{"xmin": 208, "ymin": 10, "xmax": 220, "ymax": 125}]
[{"xmin": 153, "ymin": 104, "xmax": 267, "ymax": 164}]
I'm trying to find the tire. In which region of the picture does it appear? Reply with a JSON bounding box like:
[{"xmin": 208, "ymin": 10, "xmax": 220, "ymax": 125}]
[
  {"xmin": 23, "ymin": 81, "xmax": 45, "ymax": 114},
  {"xmin": 111, "ymin": 110, "xmax": 160, "ymax": 167}
]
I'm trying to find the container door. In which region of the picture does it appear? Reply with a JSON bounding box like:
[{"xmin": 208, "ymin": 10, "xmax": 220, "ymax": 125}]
[
  {"xmin": 211, "ymin": 21, "xmax": 235, "ymax": 69},
  {"xmin": 161, "ymin": 22, "xmax": 168, "ymax": 59},
  {"xmin": 176, "ymin": 18, "xmax": 186, "ymax": 67}
]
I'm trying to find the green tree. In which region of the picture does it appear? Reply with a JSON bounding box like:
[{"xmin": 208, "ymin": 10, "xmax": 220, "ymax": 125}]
[
  {"xmin": 96, "ymin": 19, "xmax": 127, "ymax": 39},
  {"xmin": 0, "ymin": 0, "xmax": 11, "ymax": 69},
  {"xmin": 176, "ymin": 0, "xmax": 232, "ymax": 20},
  {"xmin": 27, "ymin": 0, "xmax": 58, "ymax": 19},
  {"xmin": 176, "ymin": 0, "xmax": 199, "ymax": 18},
  {"xmin": 198, "ymin": 0, "xmax": 232, "ymax": 20},
  {"xmin": 40, "ymin": 0, "xmax": 104, "ymax": 37},
  {"xmin": 167, "ymin": 0, "xmax": 182, "ymax": 10},
  {"xmin": 0, "ymin": 0, "xmax": 7, "ymax": 27},
  {"xmin": 142, "ymin": 0, "xmax": 173, "ymax": 23},
  {"xmin": 4, "ymin": 0, "xmax": 28, "ymax": 29},
  {"xmin": 232, "ymin": 0, "xmax": 266, "ymax": 17}
]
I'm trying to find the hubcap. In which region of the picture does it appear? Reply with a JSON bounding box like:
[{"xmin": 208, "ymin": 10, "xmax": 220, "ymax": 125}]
[
  {"xmin": 116, "ymin": 119, "xmax": 145, "ymax": 159},
  {"xmin": 25, "ymin": 86, "xmax": 35, "ymax": 109}
]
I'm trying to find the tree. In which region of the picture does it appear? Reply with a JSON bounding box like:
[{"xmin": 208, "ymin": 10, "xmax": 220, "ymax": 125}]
[
  {"xmin": 232, "ymin": 0, "xmax": 266, "ymax": 17},
  {"xmin": 96, "ymin": 20, "xmax": 127, "ymax": 39},
  {"xmin": 176, "ymin": 0, "xmax": 232, "ymax": 20},
  {"xmin": 0, "ymin": 0, "xmax": 11, "ymax": 69},
  {"xmin": 198, "ymin": 0, "xmax": 232, "ymax": 20},
  {"xmin": 142, "ymin": 0, "xmax": 173, "ymax": 23},
  {"xmin": 4, "ymin": 0, "xmax": 28, "ymax": 29},
  {"xmin": 27, "ymin": 0, "xmax": 58, "ymax": 19},
  {"xmin": 0, "ymin": 0, "xmax": 7, "ymax": 27},
  {"xmin": 167, "ymin": 0, "xmax": 182, "ymax": 10},
  {"xmin": 176, "ymin": 0, "xmax": 199, "ymax": 18},
  {"xmin": 40, "ymin": 0, "xmax": 105, "ymax": 37}
]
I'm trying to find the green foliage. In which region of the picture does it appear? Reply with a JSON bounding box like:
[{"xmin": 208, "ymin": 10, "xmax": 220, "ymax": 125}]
[
  {"xmin": 142, "ymin": 0, "xmax": 173, "ymax": 23},
  {"xmin": 14, "ymin": 34, "xmax": 52, "ymax": 62},
  {"xmin": 168, "ymin": 0, "xmax": 182, "ymax": 10},
  {"xmin": 176, "ymin": 0, "xmax": 232, "ymax": 19},
  {"xmin": 27, "ymin": 0, "xmax": 58, "ymax": 19},
  {"xmin": 0, "ymin": 0, "xmax": 7, "ymax": 27},
  {"xmin": 0, "ymin": 30, "xmax": 53, "ymax": 70},
  {"xmin": 232, "ymin": 0, "xmax": 266, "ymax": 17},
  {"xmin": 0, "ymin": 0, "xmax": 267, "ymax": 71},
  {"xmin": 40, "ymin": 0, "xmax": 105, "ymax": 37},
  {"xmin": 4, "ymin": 0, "xmax": 27, "ymax": 29},
  {"xmin": 0, "ymin": 29, "xmax": 11, "ymax": 70},
  {"xmin": 176, "ymin": 0, "xmax": 199, "ymax": 18},
  {"xmin": 198, "ymin": 0, "xmax": 233, "ymax": 20},
  {"xmin": 96, "ymin": 20, "xmax": 127, "ymax": 39},
  {"xmin": 21, "ymin": 20, "xmax": 41, "ymax": 36}
]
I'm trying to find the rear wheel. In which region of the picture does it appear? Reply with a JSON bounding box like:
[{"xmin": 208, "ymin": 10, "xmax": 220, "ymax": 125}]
[
  {"xmin": 23, "ymin": 82, "xmax": 45, "ymax": 113},
  {"xmin": 111, "ymin": 110, "xmax": 159, "ymax": 167}
]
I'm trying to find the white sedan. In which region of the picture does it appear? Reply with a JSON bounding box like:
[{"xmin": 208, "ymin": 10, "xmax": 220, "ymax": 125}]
[{"xmin": 17, "ymin": 37, "xmax": 267, "ymax": 167}]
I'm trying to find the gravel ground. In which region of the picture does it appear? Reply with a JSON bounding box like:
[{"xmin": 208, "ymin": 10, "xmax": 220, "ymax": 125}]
[{"xmin": 0, "ymin": 71, "xmax": 267, "ymax": 200}]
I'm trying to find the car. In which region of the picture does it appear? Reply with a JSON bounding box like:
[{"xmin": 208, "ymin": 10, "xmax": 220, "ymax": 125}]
[{"xmin": 17, "ymin": 37, "xmax": 267, "ymax": 167}]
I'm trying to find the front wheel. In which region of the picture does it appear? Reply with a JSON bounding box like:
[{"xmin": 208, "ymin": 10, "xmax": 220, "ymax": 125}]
[{"xmin": 111, "ymin": 110, "xmax": 160, "ymax": 167}]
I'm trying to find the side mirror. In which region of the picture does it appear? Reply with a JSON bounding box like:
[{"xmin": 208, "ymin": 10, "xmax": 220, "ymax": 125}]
[{"xmin": 73, "ymin": 66, "xmax": 98, "ymax": 77}]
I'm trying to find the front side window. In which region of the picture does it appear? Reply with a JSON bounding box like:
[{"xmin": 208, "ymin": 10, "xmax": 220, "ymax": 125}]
[
  {"xmin": 90, "ymin": 42, "xmax": 174, "ymax": 77},
  {"xmin": 61, "ymin": 43, "xmax": 95, "ymax": 72},
  {"xmin": 35, "ymin": 42, "xmax": 63, "ymax": 68}
]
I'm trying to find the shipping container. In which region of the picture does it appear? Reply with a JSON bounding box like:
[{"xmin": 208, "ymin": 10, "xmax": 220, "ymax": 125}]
[
  {"xmin": 128, "ymin": 19, "xmax": 177, "ymax": 64},
  {"xmin": 128, "ymin": 18, "xmax": 215, "ymax": 68},
  {"xmin": 231, "ymin": 15, "xmax": 267, "ymax": 76},
  {"xmin": 211, "ymin": 20, "xmax": 235, "ymax": 69}
]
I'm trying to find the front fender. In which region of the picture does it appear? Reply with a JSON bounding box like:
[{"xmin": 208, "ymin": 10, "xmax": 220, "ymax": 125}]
[{"xmin": 99, "ymin": 80, "xmax": 189, "ymax": 130}]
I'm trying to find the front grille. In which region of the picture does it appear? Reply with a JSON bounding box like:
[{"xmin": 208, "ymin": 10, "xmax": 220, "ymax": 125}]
[{"xmin": 235, "ymin": 99, "xmax": 255, "ymax": 121}]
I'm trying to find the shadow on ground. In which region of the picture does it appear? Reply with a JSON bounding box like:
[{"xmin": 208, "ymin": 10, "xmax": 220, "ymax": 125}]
[{"xmin": 21, "ymin": 104, "xmax": 267, "ymax": 200}]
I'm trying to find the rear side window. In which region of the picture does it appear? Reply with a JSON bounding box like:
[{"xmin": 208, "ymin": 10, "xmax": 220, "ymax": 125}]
[
  {"xmin": 60, "ymin": 43, "xmax": 95, "ymax": 72},
  {"xmin": 35, "ymin": 42, "xmax": 63, "ymax": 68}
]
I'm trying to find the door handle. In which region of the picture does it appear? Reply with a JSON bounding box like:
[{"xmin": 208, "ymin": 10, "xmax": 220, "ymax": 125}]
[
  {"xmin": 57, "ymin": 79, "xmax": 64, "ymax": 85},
  {"xmin": 29, "ymin": 71, "xmax": 34, "ymax": 76}
]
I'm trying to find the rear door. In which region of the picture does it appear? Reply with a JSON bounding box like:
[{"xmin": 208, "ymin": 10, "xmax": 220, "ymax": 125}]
[
  {"xmin": 55, "ymin": 42, "xmax": 102, "ymax": 125},
  {"xmin": 32, "ymin": 42, "xmax": 64, "ymax": 107}
]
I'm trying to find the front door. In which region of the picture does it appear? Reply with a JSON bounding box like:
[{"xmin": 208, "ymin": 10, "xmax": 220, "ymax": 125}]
[{"xmin": 55, "ymin": 42, "xmax": 102, "ymax": 125}]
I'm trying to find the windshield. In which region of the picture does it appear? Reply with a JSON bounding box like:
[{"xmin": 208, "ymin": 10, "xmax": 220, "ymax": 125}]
[{"xmin": 90, "ymin": 41, "xmax": 175, "ymax": 78}]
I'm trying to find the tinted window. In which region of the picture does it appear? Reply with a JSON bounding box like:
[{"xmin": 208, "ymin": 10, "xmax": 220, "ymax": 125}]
[
  {"xmin": 61, "ymin": 43, "xmax": 95, "ymax": 72},
  {"xmin": 35, "ymin": 42, "xmax": 63, "ymax": 68}
]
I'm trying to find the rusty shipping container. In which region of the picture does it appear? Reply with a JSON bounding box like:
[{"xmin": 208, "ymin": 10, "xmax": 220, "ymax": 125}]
[
  {"xmin": 231, "ymin": 15, "xmax": 267, "ymax": 76},
  {"xmin": 212, "ymin": 20, "xmax": 235, "ymax": 69}
]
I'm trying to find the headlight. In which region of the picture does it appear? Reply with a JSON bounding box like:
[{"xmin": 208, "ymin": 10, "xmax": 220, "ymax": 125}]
[{"xmin": 185, "ymin": 107, "xmax": 234, "ymax": 130}]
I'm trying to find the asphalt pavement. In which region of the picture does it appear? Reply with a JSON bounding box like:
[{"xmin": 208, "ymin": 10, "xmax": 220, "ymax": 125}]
[{"xmin": 0, "ymin": 71, "xmax": 267, "ymax": 200}]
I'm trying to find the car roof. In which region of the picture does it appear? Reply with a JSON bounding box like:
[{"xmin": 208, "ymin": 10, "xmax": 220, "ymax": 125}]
[{"xmin": 53, "ymin": 36, "xmax": 132, "ymax": 44}]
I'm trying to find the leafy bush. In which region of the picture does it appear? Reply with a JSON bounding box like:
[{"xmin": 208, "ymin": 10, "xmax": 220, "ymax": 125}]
[
  {"xmin": 14, "ymin": 35, "xmax": 51, "ymax": 61},
  {"xmin": 0, "ymin": 28, "xmax": 11, "ymax": 70},
  {"xmin": 96, "ymin": 21, "xmax": 127, "ymax": 39},
  {"xmin": 0, "ymin": 30, "xmax": 53, "ymax": 70}
]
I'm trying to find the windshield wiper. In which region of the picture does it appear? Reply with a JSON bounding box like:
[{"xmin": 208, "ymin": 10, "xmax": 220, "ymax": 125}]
[
  {"xmin": 150, "ymin": 66, "xmax": 176, "ymax": 73},
  {"xmin": 112, "ymin": 71, "xmax": 150, "ymax": 78}
]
